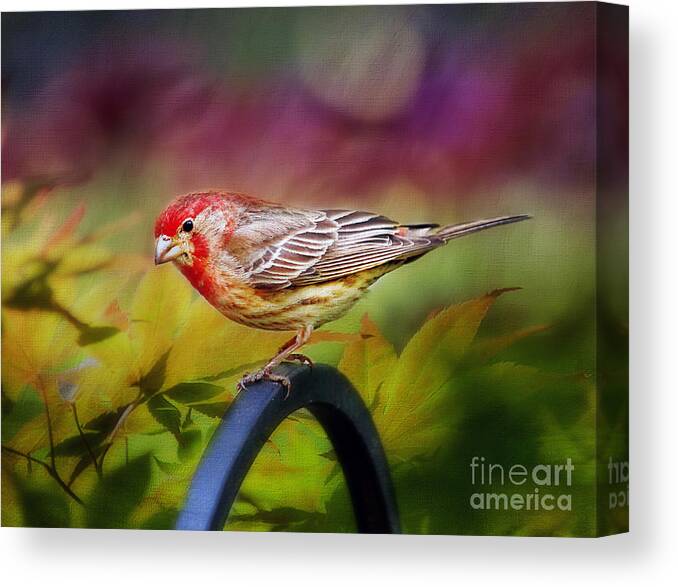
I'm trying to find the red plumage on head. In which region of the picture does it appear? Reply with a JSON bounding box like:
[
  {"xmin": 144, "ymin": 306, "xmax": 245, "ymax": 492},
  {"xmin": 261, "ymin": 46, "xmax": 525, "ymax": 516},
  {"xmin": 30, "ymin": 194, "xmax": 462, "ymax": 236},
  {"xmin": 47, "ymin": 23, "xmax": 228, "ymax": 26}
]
[
  {"xmin": 154, "ymin": 192, "xmax": 240, "ymax": 301},
  {"xmin": 154, "ymin": 192, "xmax": 222, "ymax": 237},
  {"xmin": 154, "ymin": 190, "xmax": 258, "ymax": 239}
]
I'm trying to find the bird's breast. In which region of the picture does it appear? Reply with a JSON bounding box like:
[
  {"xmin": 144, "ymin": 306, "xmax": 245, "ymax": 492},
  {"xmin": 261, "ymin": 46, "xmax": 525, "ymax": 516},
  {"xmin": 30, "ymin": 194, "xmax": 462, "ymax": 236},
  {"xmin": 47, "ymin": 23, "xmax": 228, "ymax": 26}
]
[
  {"xmin": 178, "ymin": 258, "xmax": 217, "ymax": 301},
  {"xmin": 181, "ymin": 264, "xmax": 384, "ymax": 331}
]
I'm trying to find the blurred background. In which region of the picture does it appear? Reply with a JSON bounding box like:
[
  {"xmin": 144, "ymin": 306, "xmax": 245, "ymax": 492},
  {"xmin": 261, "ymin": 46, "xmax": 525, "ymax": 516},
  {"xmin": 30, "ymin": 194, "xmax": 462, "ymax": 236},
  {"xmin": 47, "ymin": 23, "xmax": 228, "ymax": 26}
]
[
  {"xmin": 2, "ymin": 3, "xmax": 629, "ymax": 338},
  {"xmin": 2, "ymin": 4, "xmax": 628, "ymax": 535}
]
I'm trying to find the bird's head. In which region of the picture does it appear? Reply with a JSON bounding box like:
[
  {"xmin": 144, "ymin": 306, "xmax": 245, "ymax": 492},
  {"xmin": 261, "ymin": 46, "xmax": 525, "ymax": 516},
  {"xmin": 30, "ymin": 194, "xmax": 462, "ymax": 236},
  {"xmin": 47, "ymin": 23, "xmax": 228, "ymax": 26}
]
[{"xmin": 154, "ymin": 192, "xmax": 237, "ymax": 267}]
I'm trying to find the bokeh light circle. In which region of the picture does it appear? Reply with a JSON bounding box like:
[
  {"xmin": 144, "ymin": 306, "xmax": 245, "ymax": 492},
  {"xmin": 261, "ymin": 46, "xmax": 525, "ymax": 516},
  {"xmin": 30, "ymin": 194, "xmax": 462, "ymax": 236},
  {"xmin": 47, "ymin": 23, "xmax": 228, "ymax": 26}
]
[{"xmin": 295, "ymin": 8, "xmax": 427, "ymax": 123}]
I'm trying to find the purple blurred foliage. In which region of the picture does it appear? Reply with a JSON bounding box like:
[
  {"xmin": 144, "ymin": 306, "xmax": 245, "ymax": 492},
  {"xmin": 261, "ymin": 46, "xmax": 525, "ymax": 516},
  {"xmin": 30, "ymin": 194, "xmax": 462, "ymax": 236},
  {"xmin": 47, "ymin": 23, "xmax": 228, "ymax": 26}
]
[
  {"xmin": 2, "ymin": 15, "xmax": 627, "ymax": 203},
  {"xmin": 3, "ymin": 39, "xmax": 217, "ymax": 185}
]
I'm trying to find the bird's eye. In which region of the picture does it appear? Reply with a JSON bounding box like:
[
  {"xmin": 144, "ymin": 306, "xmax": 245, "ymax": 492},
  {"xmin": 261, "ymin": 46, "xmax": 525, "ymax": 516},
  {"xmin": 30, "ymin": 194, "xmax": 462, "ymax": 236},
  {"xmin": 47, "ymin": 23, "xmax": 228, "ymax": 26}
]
[{"xmin": 182, "ymin": 219, "xmax": 194, "ymax": 233}]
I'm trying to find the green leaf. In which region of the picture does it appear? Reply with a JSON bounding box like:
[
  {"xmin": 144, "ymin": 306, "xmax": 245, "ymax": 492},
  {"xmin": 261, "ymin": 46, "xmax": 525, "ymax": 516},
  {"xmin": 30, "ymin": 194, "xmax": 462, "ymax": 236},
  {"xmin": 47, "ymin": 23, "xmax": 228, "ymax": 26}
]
[
  {"xmin": 1, "ymin": 385, "xmax": 43, "ymax": 444},
  {"xmin": 464, "ymin": 323, "xmax": 550, "ymax": 367},
  {"xmin": 140, "ymin": 508, "xmax": 179, "ymax": 530},
  {"xmin": 178, "ymin": 429, "xmax": 202, "ymax": 462},
  {"xmin": 153, "ymin": 456, "xmax": 180, "ymax": 476},
  {"xmin": 86, "ymin": 454, "xmax": 152, "ymax": 528},
  {"xmin": 15, "ymin": 476, "xmax": 71, "ymax": 528},
  {"xmin": 68, "ymin": 453, "xmax": 99, "ymax": 487},
  {"xmin": 52, "ymin": 432, "xmax": 106, "ymax": 457},
  {"xmin": 182, "ymin": 407, "xmax": 193, "ymax": 429},
  {"xmin": 189, "ymin": 401, "xmax": 229, "ymax": 419},
  {"xmin": 129, "ymin": 267, "xmax": 194, "ymax": 378},
  {"xmin": 146, "ymin": 394, "xmax": 182, "ymax": 438},
  {"xmin": 385, "ymin": 289, "xmax": 513, "ymax": 395},
  {"xmin": 165, "ymin": 382, "xmax": 224, "ymax": 404},
  {"xmin": 77, "ymin": 325, "xmax": 119, "ymax": 346},
  {"xmin": 338, "ymin": 314, "xmax": 397, "ymax": 406},
  {"xmin": 228, "ymin": 506, "xmax": 319, "ymax": 527},
  {"xmin": 319, "ymin": 449, "xmax": 337, "ymax": 461},
  {"xmin": 135, "ymin": 350, "xmax": 170, "ymax": 397},
  {"xmin": 84, "ymin": 407, "xmax": 127, "ymax": 433}
]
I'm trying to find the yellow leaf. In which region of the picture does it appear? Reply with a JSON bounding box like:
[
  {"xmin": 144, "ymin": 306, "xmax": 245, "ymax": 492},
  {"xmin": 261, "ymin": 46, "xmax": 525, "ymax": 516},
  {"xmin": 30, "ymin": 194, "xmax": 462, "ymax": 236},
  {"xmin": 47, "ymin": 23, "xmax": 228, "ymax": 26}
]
[
  {"xmin": 1, "ymin": 309, "xmax": 79, "ymax": 400},
  {"xmin": 382, "ymin": 289, "xmax": 512, "ymax": 414},
  {"xmin": 466, "ymin": 323, "xmax": 550, "ymax": 365},
  {"xmin": 7, "ymin": 380, "xmax": 73, "ymax": 455},
  {"xmin": 164, "ymin": 296, "xmax": 289, "ymax": 390},
  {"xmin": 42, "ymin": 202, "xmax": 86, "ymax": 250},
  {"xmin": 128, "ymin": 267, "xmax": 194, "ymax": 378},
  {"xmin": 337, "ymin": 314, "xmax": 397, "ymax": 407},
  {"xmin": 53, "ymin": 244, "xmax": 114, "ymax": 276},
  {"xmin": 1, "ymin": 463, "xmax": 23, "ymax": 527},
  {"xmin": 336, "ymin": 290, "xmax": 517, "ymax": 462},
  {"xmin": 239, "ymin": 418, "xmax": 334, "ymax": 514},
  {"xmin": 308, "ymin": 331, "xmax": 362, "ymax": 344}
]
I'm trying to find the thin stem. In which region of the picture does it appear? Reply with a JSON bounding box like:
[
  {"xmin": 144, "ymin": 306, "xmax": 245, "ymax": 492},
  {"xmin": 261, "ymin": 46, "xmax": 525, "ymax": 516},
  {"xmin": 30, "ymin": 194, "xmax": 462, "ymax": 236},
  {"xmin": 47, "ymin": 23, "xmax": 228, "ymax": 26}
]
[
  {"xmin": 71, "ymin": 402, "xmax": 101, "ymax": 478},
  {"xmin": 97, "ymin": 398, "xmax": 140, "ymax": 473},
  {"xmin": 39, "ymin": 384, "xmax": 57, "ymax": 473},
  {"xmin": 33, "ymin": 380, "xmax": 84, "ymax": 504},
  {"xmin": 2, "ymin": 446, "xmax": 83, "ymax": 505}
]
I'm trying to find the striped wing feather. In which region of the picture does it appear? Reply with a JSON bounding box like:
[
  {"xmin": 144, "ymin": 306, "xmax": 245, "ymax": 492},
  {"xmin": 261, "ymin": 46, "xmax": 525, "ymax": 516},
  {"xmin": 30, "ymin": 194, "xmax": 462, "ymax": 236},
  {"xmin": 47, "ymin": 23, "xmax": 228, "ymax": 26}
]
[
  {"xmin": 233, "ymin": 202, "xmax": 528, "ymax": 290},
  {"xmin": 291, "ymin": 210, "xmax": 440, "ymax": 286},
  {"xmin": 233, "ymin": 205, "xmax": 434, "ymax": 290},
  {"xmin": 230, "ymin": 205, "xmax": 339, "ymax": 289}
]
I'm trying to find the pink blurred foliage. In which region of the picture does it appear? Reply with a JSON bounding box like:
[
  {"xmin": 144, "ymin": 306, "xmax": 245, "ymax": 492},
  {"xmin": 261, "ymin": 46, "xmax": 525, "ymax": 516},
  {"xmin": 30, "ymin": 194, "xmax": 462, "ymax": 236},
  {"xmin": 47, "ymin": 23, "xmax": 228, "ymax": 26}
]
[
  {"xmin": 3, "ymin": 40, "xmax": 219, "ymax": 186},
  {"xmin": 3, "ymin": 20, "xmax": 626, "ymax": 204}
]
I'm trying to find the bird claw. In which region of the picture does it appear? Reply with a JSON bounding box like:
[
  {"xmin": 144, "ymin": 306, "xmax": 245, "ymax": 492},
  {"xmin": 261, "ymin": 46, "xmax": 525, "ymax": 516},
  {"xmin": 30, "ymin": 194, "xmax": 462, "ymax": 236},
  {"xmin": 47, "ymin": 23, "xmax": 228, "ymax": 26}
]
[
  {"xmin": 237, "ymin": 369, "xmax": 292, "ymax": 398},
  {"xmin": 237, "ymin": 352, "xmax": 311, "ymax": 397},
  {"xmin": 265, "ymin": 371, "xmax": 292, "ymax": 399},
  {"xmin": 286, "ymin": 354, "xmax": 314, "ymax": 370}
]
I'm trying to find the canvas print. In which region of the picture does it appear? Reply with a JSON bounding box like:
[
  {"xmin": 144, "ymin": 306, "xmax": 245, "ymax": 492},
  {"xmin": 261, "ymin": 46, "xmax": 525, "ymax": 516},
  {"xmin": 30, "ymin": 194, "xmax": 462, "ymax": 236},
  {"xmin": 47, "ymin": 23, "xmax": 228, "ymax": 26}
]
[{"xmin": 1, "ymin": 2, "xmax": 628, "ymax": 536}]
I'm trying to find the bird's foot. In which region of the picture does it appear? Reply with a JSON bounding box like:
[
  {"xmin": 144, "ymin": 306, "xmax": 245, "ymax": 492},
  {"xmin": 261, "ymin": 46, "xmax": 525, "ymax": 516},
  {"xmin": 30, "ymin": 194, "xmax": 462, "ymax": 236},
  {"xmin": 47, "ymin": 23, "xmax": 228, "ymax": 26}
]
[
  {"xmin": 266, "ymin": 371, "xmax": 292, "ymax": 399},
  {"xmin": 237, "ymin": 369, "xmax": 292, "ymax": 398},
  {"xmin": 286, "ymin": 353, "xmax": 314, "ymax": 369}
]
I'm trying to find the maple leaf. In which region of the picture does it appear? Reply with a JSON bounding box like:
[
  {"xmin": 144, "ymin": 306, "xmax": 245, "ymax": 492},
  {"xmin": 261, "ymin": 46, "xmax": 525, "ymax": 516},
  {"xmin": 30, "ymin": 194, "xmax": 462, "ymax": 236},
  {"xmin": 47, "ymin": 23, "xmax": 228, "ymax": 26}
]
[{"xmin": 339, "ymin": 289, "xmax": 517, "ymax": 462}]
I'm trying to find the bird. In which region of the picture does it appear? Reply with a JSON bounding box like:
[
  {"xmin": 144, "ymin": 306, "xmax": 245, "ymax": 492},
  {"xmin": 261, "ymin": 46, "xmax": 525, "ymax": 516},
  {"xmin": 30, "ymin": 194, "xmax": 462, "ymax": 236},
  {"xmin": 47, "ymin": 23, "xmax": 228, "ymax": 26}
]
[{"xmin": 154, "ymin": 190, "xmax": 529, "ymax": 394}]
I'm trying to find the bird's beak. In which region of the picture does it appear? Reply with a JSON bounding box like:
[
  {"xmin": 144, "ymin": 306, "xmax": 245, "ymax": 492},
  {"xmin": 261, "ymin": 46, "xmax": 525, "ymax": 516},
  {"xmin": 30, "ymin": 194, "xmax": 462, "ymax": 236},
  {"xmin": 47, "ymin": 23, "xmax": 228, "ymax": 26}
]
[{"xmin": 155, "ymin": 235, "xmax": 183, "ymax": 265}]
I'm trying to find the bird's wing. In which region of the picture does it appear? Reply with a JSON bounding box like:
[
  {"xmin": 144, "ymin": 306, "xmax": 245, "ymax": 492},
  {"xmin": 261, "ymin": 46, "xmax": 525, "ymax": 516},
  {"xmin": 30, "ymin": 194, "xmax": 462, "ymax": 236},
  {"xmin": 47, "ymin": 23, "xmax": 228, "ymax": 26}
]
[
  {"xmin": 228, "ymin": 203, "xmax": 340, "ymax": 289},
  {"xmin": 231, "ymin": 205, "xmax": 528, "ymax": 289},
  {"xmin": 290, "ymin": 210, "xmax": 440, "ymax": 286},
  {"xmin": 230, "ymin": 204, "xmax": 442, "ymax": 289},
  {"xmin": 292, "ymin": 213, "xmax": 532, "ymax": 286}
]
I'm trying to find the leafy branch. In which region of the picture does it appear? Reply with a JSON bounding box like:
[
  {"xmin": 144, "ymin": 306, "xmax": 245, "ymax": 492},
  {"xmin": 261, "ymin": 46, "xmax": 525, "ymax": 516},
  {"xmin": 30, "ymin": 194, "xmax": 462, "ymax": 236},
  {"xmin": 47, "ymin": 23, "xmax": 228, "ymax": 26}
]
[
  {"xmin": 70, "ymin": 402, "xmax": 102, "ymax": 478},
  {"xmin": 1, "ymin": 445, "xmax": 83, "ymax": 505}
]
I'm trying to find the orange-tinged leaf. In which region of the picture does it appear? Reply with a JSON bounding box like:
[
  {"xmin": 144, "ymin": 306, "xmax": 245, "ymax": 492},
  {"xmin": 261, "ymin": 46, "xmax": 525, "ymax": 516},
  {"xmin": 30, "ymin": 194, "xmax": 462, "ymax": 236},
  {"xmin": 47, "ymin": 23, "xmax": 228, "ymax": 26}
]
[
  {"xmin": 85, "ymin": 211, "xmax": 142, "ymax": 242},
  {"xmin": 103, "ymin": 301, "xmax": 129, "ymax": 331},
  {"xmin": 466, "ymin": 323, "xmax": 550, "ymax": 365},
  {"xmin": 336, "ymin": 290, "xmax": 518, "ymax": 462},
  {"xmin": 308, "ymin": 331, "xmax": 362, "ymax": 344},
  {"xmin": 43, "ymin": 202, "xmax": 86, "ymax": 250},
  {"xmin": 381, "ymin": 289, "xmax": 512, "ymax": 414}
]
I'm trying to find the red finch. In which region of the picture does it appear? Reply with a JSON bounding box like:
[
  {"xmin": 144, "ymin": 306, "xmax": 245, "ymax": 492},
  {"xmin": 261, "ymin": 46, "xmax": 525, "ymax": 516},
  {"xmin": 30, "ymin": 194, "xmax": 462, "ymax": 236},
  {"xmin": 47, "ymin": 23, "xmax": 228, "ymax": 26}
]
[{"xmin": 154, "ymin": 191, "xmax": 528, "ymax": 393}]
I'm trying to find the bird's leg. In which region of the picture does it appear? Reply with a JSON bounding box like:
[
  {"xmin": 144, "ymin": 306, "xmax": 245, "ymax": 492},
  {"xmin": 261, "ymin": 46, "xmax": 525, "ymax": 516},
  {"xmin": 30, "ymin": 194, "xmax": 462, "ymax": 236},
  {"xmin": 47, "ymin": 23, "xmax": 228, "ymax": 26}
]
[
  {"xmin": 274, "ymin": 332, "xmax": 314, "ymax": 368},
  {"xmin": 237, "ymin": 326, "xmax": 314, "ymax": 395},
  {"xmin": 264, "ymin": 325, "xmax": 314, "ymax": 370}
]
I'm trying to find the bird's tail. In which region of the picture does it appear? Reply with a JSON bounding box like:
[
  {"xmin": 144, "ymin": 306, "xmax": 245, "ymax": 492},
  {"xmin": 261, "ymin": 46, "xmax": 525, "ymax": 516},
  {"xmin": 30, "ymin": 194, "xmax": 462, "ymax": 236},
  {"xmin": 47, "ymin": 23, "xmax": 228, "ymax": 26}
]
[{"xmin": 434, "ymin": 214, "xmax": 531, "ymax": 241}]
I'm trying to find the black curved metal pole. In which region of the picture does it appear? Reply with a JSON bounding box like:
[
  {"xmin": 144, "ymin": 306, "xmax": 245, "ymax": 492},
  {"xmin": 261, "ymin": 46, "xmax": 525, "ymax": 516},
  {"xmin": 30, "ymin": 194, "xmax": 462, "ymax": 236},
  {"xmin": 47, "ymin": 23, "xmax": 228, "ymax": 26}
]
[{"xmin": 176, "ymin": 363, "xmax": 400, "ymax": 533}]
